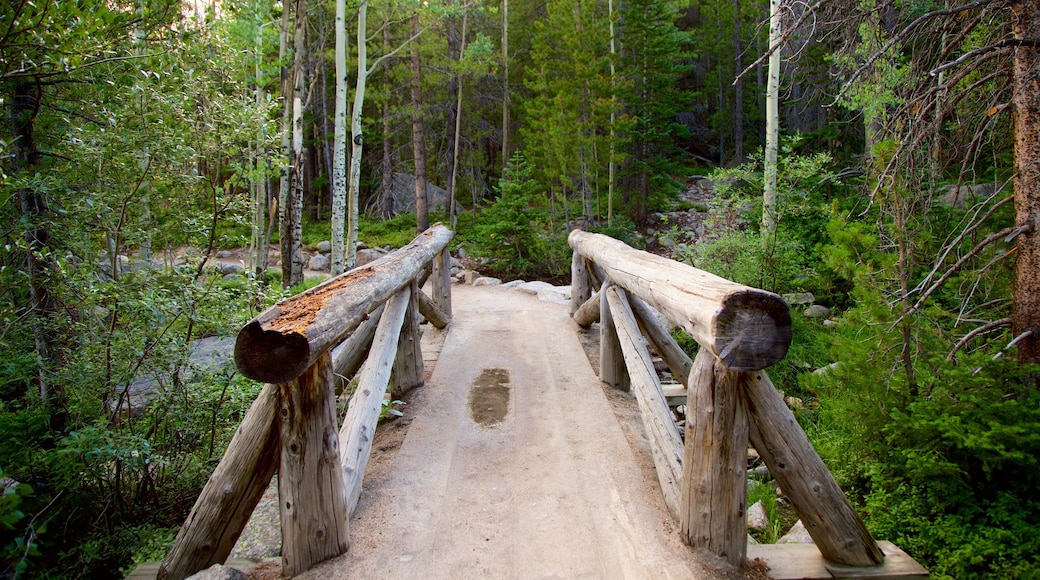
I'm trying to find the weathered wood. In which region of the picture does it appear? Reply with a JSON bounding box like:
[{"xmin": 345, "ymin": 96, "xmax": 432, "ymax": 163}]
[
  {"xmin": 662, "ymin": 384, "xmax": 687, "ymax": 406},
  {"xmin": 418, "ymin": 288, "xmax": 450, "ymax": 329},
  {"xmin": 629, "ymin": 295, "xmax": 693, "ymax": 388},
  {"xmin": 569, "ymin": 229, "xmax": 791, "ymax": 371},
  {"xmin": 741, "ymin": 370, "xmax": 884, "ymax": 567},
  {"xmin": 681, "ymin": 349, "xmax": 748, "ymax": 566},
  {"xmin": 570, "ymin": 251, "xmax": 592, "ymax": 316},
  {"xmin": 605, "ymin": 286, "xmax": 684, "ymax": 518},
  {"xmin": 340, "ymin": 288, "xmax": 411, "ymax": 516},
  {"xmin": 331, "ymin": 303, "xmax": 385, "ymax": 391},
  {"xmin": 430, "ymin": 248, "xmax": 452, "ymax": 320},
  {"xmin": 599, "ymin": 282, "xmax": 629, "ymax": 391},
  {"xmin": 390, "ymin": 279, "xmax": 424, "ymax": 398},
  {"xmin": 235, "ymin": 224, "xmax": 453, "ymax": 383},
  {"xmin": 278, "ymin": 351, "xmax": 350, "ymax": 576},
  {"xmin": 588, "ymin": 260, "xmax": 607, "ymax": 289},
  {"xmin": 573, "ymin": 290, "xmax": 600, "ymax": 327},
  {"xmin": 747, "ymin": 541, "xmax": 927, "ymax": 579},
  {"xmin": 158, "ymin": 385, "xmax": 280, "ymax": 580}
]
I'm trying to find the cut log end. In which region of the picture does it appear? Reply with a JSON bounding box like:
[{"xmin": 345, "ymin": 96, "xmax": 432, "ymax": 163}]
[
  {"xmin": 712, "ymin": 291, "xmax": 792, "ymax": 371},
  {"xmin": 235, "ymin": 321, "xmax": 312, "ymax": 383}
]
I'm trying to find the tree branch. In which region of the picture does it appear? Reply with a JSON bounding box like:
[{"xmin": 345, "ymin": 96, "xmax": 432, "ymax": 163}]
[
  {"xmin": 930, "ymin": 38, "xmax": 1040, "ymax": 75},
  {"xmin": 947, "ymin": 318, "xmax": 1011, "ymax": 361},
  {"xmin": 909, "ymin": 225, "xmax": 1018, "ymax": 315}
]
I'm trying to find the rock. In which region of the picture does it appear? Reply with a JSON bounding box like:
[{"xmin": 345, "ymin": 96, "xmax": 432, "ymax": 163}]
[
  {"xmin": 450, "ymin": 257, "xmax": 463, "ymax": 269},
  {"xmin": 537, "ymin": 288, "xmax": 570, "ymax": 306},
  {"xmin": 939, "ymin": 183, "xmax": 1001, "ymax": 209},
  {"xmin": 804, "ymin": 304, "xmax": 831, "ymax": 319},
  {"xmin": 659, "ymin": 236, "xmax": 675, "ymax": 248},
  {"xmin": 308, "ymin": 254, "xmax": 330, "ymax": 271},
  {"xmin": 814, "ymin": 362, "xmax": 839, "ymax": 375},
  {"xmin": 503, "ymin": 280, "xmax": 526, "ymax": 288},
  {"xmin": 747, "ymin": 501, "xmax": 770, "ymax": 530},
  {"xmin": 464, "ymin": 270, "xmax": 479, "ymax": 285},
  {"xmin": 356, "ymin": 247, "xmax": 388, "ymax": 267},
  {"xmin": 747, "ymin": 534, "xmax": 759, "ymax": 545},
  {"xmin": 219, "ymin": 263, "xmax": 244, "ymax": 275},
  {"xmin": 451, "ymin": 266, "xmax": 461, "ymax": 276},
  {"xmin": 473, "ymin": 276, "xmax": 502, "ymax": 286},
  {"xmin": 216, "ymin": 250, "xmax": 233, "ymax": 259},
  {"xmin": 822, "ymin": 319, "xmax": 837, "ymax": 327},
  {"xmin": 782, "ymin": 292, "xmax": 815, "ymax": 306},
  {"xmin": 748, "ymin": 447, "xmax": 760, "ymax": 460},
  {"xmin": 456, "ymin": 247, "xmax": 467, "ymax": 259},
  {"xmin": 778, "ymin": 520, "xmax": 815, "ymax": 544},
  {"xmin": 380, "ymin": 172, "xmax": 449, "ymax": 213},
  {"xmin": 785, "ymin": 396, "xmax": 804, "ymax": 409},
  {"xmin": 316, "ymin": 240, "xmax": 332, "ymax": 253},
  {"xmin": 186, "ymin": 564, "xmax": 248, "ymax": 580},
  {"xmin": 516, "ymin": 281, "xmax": 555, "ymax": 295},
  {"xmin": 752, "ymin": 465, "xmax": 770, "ymax": 479},
  {"xmin": 231, "ymin": 484, "xmax": 281, "ymax": 561}
]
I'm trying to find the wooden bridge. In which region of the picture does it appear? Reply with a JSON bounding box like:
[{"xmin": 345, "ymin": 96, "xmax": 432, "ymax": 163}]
[{"xmin": 154, "ymin": 225, "xmax": 928, "ymax": 579}]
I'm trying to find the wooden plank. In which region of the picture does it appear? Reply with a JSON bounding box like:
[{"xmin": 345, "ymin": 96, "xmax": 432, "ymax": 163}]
[
  {"xmin": 681, "ymin": 349, "xmax": 748, "ymax": 567},
  {"xmin": 599, "ymin": 282, "xmax": 629, "ymax": 391},
  {"xmin": 747, "ymin": 541, "xmax": 928, "ymax": 579},
  {"xmin": 390, "ymin": 279, "xmax": 425, "ymax": 398},
  {"xmin": 278, "ymin": 351, "xmax": 350, "ymax": 577},
  {"xmin": 662, "ymin": 384, "xmax": 687, "ymax": 406},
  {"xmin": 158, "ymin": 385, "xmax": 280, "ymax": 580},
  {"xmin": 605, "ymin": 286, "xmax": 684, "ymax": 519},
  {"xmin": 235, "ymin": 224, "xmax": 453, "ymax": 384},
  {"xmin": 570, "ymin": 251, "xmax": 592, "ymax": 316},
  {"xmin": 741, "ymin": 370, "xmax": 884, "ymax": 567},
  {"xmin": 570, "ymin": 229, "xmax": 791, "ymax": 371},
  {"xmin": 331, "ymin": 303, "xmax": 384, "ymax": 390},
  {"xmin": 629, "ymin": 295, "xmax": 693, "ymax": 388},
  {"xmin": 417, "ymin": 288, "xmax": 450, "ymax": 329},
  {"xmin": 572, "ymin": 289, "xmax": 600, "ymax": 327},
  {"xmin": 430, "ymin": 248, "xmax": 452, "ymax": 320},
  {"xmin": 340, "ymin": 288, "xmax": 411, "ymax": 516}
]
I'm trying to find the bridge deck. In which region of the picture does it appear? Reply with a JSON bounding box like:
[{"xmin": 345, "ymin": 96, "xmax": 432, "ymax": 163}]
[{"xmin": 298, "ymin": 285, "xmax": 732, "ymax": 579}]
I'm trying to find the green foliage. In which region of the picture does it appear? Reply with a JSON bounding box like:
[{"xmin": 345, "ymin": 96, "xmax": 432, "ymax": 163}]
[
  {"xmin": 460, "ymin": 152, "xmax": 570, "ymax": 278},
  {"xmin": 359, "ymin": 213, "xmax": 420, "ymax": 249}
]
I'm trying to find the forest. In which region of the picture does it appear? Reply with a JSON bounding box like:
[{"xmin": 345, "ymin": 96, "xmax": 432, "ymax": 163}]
[{"xmin": 1, "ymin": 0, "xmax": 1039, "ymax": 577}]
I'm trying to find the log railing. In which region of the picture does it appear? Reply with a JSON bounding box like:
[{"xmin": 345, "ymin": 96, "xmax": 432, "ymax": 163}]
[
  {"xmin": 158, "ymin": 225, "xmax": 454, "ymax": 580},
  {"xmin": 569, "ymin": 229, "xmax": 885, "ymax": 569}
]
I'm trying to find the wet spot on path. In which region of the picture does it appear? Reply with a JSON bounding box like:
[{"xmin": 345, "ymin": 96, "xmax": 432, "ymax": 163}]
[{"xmin": 470, "ymin": 368, "xmax": 510, "ymax": 427}]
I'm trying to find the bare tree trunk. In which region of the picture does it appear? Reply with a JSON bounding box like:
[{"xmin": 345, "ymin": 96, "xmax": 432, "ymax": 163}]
[
  {"xmin": 448, "ymin": 11, "xmax": 468, "ymax": 229},
  {"xmin": 279, "ymin": 2, "xmax": 293, "ymax": 287},
  {"xmin": 762, "ymin": 0, "xmax": 780, "ymax": 248},
  {"xmin": 607, "ymin": 0, "xmax": 616, "ymax": 225},
  {"xmin": 411, "ymin": 11, "xmax": 429, "ymax": 233},
  {"xmin": 1011, "ymin": 0, "xmax": 1040, "ymax": 369},
  {"xmin": 501, "ymin": 0, "xmax": 510, "ymax": 167},
  {"xmin": 381, "ymin": 97, "xmax": 394, "ymax": 220},
  {"xmin": 731, "ymin": 0, "xmax": 744, "ymax": 164},
  {"xmin": 331, "ymin": 0, "xmax": 349, "ymax": 275},
  {"xmin": 347, "ymin": 0, "xmax": 368, "ymax": 270},
  {"xmin": 288, "ymin": 0, "xmax": 307, "ymax": 287}
]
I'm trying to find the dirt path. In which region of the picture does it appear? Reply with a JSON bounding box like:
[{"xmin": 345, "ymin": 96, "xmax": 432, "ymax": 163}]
[{"xmin": 298, "ymin": 285, "xmax": 740, "ymax": 580}]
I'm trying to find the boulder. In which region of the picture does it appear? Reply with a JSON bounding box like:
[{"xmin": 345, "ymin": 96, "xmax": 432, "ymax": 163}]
[
  {"xmin": 503, "ymin": 280, "xmax": 526, "ymax": 288},
  {"xmin": 216, "ymin": 250, "xmax": 234, "ymax": 259},
  {"xmin": 186, "ymin": 564, "xmax": 248, "ymax": 580},
  {"xmin": 356, "ymin": 247, "xmax": 388, "ymax": 267},
  {"xmin": 804, "ymin": 304, "xmax": 831, "ymax": 319},
  {"xmin": 939, "ymin": 183, "xmax": 1002, "ymax": 209},
  {"xmin": 316, "ymin": 240, "xmax": 332, "ymax": 253},
  {"xmin": 747, "ymin": 500, "xmax": 770, "ymax": 530},
  {"xmin": 537, "ymin": 288, "xmax": 570, "ymax": 306},
  {"xmin": 219, "ymin": 263, "xmax": 243, "ymax": 275},
  {"xmin": 380, "ymin": 172, "xmax": 449, "ymax": 214},
  {"xmin": 778, "ymin": 520, "xmax": 815, "ymax": 544},
  {"xmin": 516, "ymin": 281, "xmax": 555, "ymax": 295},
  {"xmin": 308, "ymin": 254, "xmax": 330, "ymax": 271},
  {"xmin": 473, "ymin": 276, "xmax": 502, "ymax": 287}
]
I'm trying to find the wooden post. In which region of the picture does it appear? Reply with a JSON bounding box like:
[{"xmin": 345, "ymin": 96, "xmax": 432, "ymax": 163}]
[
  {"xmin": 741, "ymin": 371, "xmax": 884, "ymax": 567},
  {"xmin": 605, "ymin": 286, "xmax": 683, "ymax": 518},
  {"xmin": 278, "ymin": 351, "xmax": 350, "ymax": 577},
  {"xmin": 571, "ymin": 251, "xmax": 591, "ymax": 316},
  {"xmin": 681, "ymin": 349, "xmax": 748, "ymax": 567},
  {"xmin": 573, "ymin": 290, "xmax": 600, "ymax": 327},
  {"xmin": 158, "ymin": 385, "xmax": 280, "ymax": 580},
  {"xmin": 629, "ymin": 295, "xmax": 693, "ymax": 388},
  {"xmin": 235, "ymin": 224, "xmax": 452, "ymax": 384},
  {"xmin": 341, "ymin": 288, "xmax": 411, "ymax": 515},
  {"xmin": 569, "ymin": 229, "xmax": 791, "ymax": 371},
  {"xmin": 430, "ymin": 248, "xmax": 452, "ymax": 320},
  {"xmin": 391, "ymin": 280, "xmax": 424, "ymax": 398},
  {"xmin": 599, "ymin": 281, "xmax": 629, "ymax": 391}
]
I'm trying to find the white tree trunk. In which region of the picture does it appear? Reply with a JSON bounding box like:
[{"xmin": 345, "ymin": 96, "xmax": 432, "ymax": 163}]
[
  {"xmin": 347, "ymin": 0, "xmax": 368, "ymax": 270},
  {"xmin": 278, "ymin": 2, "xmax": 293, "ymax": 287},
  {"xmin": 762, "ymin": 0, "xmax": 780, "ymax": 247},
  {"xmin": 501, "ymin": 0, "xmax": 509, "ymax": 165},
  {"xmin": 289, "ymin": 0, "xmax": 306, "ymax": 287},
  {"xmin": 331, "ymin": 0, "xmax": 349, "ymax": 274}
]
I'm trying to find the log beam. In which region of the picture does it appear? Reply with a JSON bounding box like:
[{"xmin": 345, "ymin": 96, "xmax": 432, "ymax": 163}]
[
  {"xmin": 605, "ymin": 286, "xmax": 684, "ymax": 518},
  {"xmin": 158, "ymin": 385, "xmax": 280, "ymax": 580},
  {"xmin": 569, "ymin": 229, "xmax": 791, "ymax": 371},
  {"xmin": 340, "ymin": 288, "xmax": 411, "ymax": 515},
  {"xmin": 430, "ymin": 248, "xmax": 452, "ymax": 321},
  {"xmin": 629, "ymin": 295, "xmax": 693, "ymax": 387},
  {"xmin": 418, "ymin": 289, "xmax": 450, "ymax": 329},
  {"xmin": 741, "ymin": 370, "xmax": 884, "ymax": 567},
  {"xmin": 599, "ymin": 282, "xmax": 629, "ymax": 391},
  {"xmin": 235, "ymin": 224, "xmax": 453, "ymax": 383},
  {"xmin": 571, "ymin": 251, "xmax": 592, "ymax": 316},
  {"xmin": 573, "ymin": 290, "xmax": 600, "ymax": 327},
  {"xmin": 390, "ymin": 280, "xmax": 424, "ymax": 398},
  {"xmin": 331, "ymin": 304, "xmax": 385, "ymax": 392}
]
